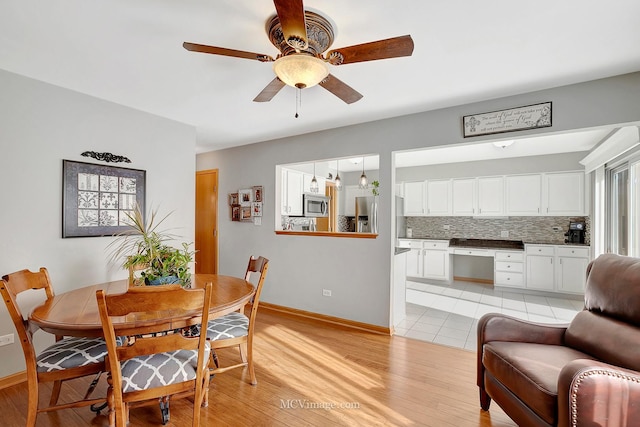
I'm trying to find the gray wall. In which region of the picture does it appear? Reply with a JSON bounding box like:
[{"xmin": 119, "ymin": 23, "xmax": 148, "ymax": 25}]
[
  {"xmin": 0, "ymin": 70, "xmax": 197, "ymax": 378},
  {"xmin": 197, "ymin": 72, "xmax": 640, "ymax": 329}
]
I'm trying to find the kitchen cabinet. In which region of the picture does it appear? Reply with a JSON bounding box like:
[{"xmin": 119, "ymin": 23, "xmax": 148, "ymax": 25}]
[
  {"xmin": 422, "ymin": 240, "xmax": 450, "ymax": 280},
  {"xmin": 494, "ymin": 251, "xmax": 525, "ymax": 288},
  {"xmin": 505, "ymin": 174, "xmax": 542, "ymax": 215},
  {"xmin": 544, "ymin": 172, "xmax": 585, "ymax": 215},
  {"xmin": 525, "ymin": 244, "xmax": 591, "ymax": 294},
  {"xmin": 425, "ymin": 179, "xmax": 452, "ymax": 215},
  {"xmin": 477, "ymin": 176, "xmax": 505, "ymax": 216},
  {"xmin": 556, "ymin": 246, "xmax": 590, "ymax": 293},
  {"xmin": 399, "ymin": 239, "xmax": 450, "ymax": 281},
  {"xmin": 281, "ymin": 168, "xmax": 303, "ymax": 216},
  {"xmin": 452, "ymin": 178, "xmax": 476, "ymax": 215},
  {"xmin": 398, "ymin": 240, "xmax": 423, "ymax": 277},
  {"xmin": 525, "ymin": 245, "xmax": 555, "ymax": 291},
  {"xmin": 403, "ymin": 181, "xmax": 425, "ymax": 216}
]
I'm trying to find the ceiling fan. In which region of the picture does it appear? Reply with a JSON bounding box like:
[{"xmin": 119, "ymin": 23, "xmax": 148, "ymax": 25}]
[{"xmin": 183, "ymin": 0, "xmax": 414, "ymax": 104}]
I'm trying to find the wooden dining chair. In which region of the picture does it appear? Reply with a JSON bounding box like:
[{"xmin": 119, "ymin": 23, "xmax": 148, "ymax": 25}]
[
  {"xmin": 206, "ymin": 256, "xmax": 269, "ymax": 385},
  {"xmin": 96, "ymin": 283, "xmax": 213, "ymax": 427},
  {"xmin": 0, "ymin": 268, "xmax": 109, "ymax": 427},
  {"xmin": 127, "ymin": 261, "xmax": 148, "ymax": 287}
]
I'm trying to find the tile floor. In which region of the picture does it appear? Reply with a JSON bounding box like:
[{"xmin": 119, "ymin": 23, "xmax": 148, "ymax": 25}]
[{"xmin": 395, "ymin": 279, "xmax": 584, "ymax": 352}]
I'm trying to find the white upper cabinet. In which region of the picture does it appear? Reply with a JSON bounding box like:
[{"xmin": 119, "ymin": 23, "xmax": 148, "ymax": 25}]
[
  {"xmin": 477, "ymin": 176, "xmax": 505, "ymax": 216},
  {"xmin": 281, "ymin": 169, "xmax": 304, "ymax": 216},
  {"xmin": 403, "ymin": 181, "xmax": 426, "ymax": 216},
  {"xmin": 425, "ymin": 179, "xmax": 452, "ymax": 215},
  {"xmin": 543, "ymin": 172, "xmax": 585, "ymax": 215},
  {"xmin": 400, "ymin": 170, "xmax": 585, "ymax": 217},
  {"xmin": 505, "ymin": 174, "xmax": 542, "ymax": 215},
  {"xmin": 452, "ymin": 178, "xmax": 477, "ymax": 215}
]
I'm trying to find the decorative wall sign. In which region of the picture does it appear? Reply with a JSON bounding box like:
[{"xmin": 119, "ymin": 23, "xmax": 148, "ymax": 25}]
[
  {"xmin": 463, "ymin": 102, "xmax": 552, "ymax": 137},
  {"xmin": 81, "ymin": 151, "xmax": 131, "ymax": 163},
  {"xmin": 62, "ymin": 160, "xmax": 145, "ymax": 237}
]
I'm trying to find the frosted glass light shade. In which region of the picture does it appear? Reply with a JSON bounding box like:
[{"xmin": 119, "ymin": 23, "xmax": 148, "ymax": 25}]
[{"xmin": 273, "ymin": 54, "xmax": 330, "ymax": 89}]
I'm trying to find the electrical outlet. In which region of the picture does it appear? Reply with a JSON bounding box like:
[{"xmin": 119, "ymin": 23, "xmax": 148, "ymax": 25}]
[
  {"xmin": 322, "ymin": 289, "xmax": 332, "ymax": 297},
  {"xmin": 500, "ymin": 230, "xmax": 509, "ymax": 238},
  {"xmin": 0, "ymin": 333, "xmax": 15, "ymax": 347}
]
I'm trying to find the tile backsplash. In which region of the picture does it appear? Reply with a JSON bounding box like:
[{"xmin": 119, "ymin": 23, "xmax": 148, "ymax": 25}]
[{"xmin": 406, "ymin": 216, "xmax": 590, "ymax": 245}]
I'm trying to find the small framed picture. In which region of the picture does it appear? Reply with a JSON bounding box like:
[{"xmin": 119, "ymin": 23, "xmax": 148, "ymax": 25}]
[
  {"xmin": 253, "ymin": 186, "xmax": 263, "ymax": 203},
  {"xmin": 231, "ymin": 205, "xmax": 240, "ymax": 221},
  {"xmin": 238, "ymin": 188, "xmax": 252, "ymax": 206},
  {"xmin": 252, "ymin": 202, "xmax": 263, "ymax": 217},
  {"xmin": 240, "ymin": 205, "xmax": 252, "ymax": 221},
  {"xmin": 229, "ymin": 193, "xmax": 239, "ymax": 205}
]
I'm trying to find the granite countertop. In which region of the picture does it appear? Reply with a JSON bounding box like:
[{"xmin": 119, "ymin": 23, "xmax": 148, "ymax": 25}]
[{"xmin": 400, "ymin": 237, "xmax": 590, "ymax": 248}]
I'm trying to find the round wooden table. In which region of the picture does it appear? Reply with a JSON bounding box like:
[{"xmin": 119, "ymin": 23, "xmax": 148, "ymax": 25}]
[{"xmin": 29, "ymin": 274, "xmax": 255, "ymax": 337}]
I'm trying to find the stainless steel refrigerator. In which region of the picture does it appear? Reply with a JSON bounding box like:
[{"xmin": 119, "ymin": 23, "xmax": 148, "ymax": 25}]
[{"xmin": 355, "ymin": 196, "xmax": 378, "ymax": 233}]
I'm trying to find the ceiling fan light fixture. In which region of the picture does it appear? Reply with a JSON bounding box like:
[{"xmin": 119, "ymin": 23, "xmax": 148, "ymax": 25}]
[{"xmin": 273, "ymin": 54, "xmax": 329, "ymax": 89}]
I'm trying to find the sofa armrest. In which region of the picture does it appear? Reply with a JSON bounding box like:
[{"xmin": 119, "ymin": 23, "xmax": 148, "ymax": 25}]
[
  {"xmin": 478, "ymin": 313, "xmax": 568, "ymax": 347},
  {"xmin": 477, "ymin": 313, "xmax": 568, "ymax": 390},
  {"xmin": 557, "ymin": 359, "xmax": 640, "ymax": 427}
]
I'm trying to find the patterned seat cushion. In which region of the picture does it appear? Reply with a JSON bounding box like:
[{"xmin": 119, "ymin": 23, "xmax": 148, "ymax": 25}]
[
  {"xmin": 206, "ymin": 312, "xmax": 249, "ymax": 340},
  {"xmin": 120, "ymin": 344, "xmax": 210, "ymax": 393},
  {"xmin": 36, "ymin": 337, "xmax": 108, "ymax": 373}
]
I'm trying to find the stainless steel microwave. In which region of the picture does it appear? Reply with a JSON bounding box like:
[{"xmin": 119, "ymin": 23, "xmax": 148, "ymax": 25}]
[{"xmin": 303, "ymin": 193, "xmax": 330, "ymax": 217}]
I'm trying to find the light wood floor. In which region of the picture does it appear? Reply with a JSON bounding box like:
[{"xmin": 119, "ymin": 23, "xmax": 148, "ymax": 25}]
[{"xmin": 1, "ymin": 308, "xmax": 517, "ymax": 426}]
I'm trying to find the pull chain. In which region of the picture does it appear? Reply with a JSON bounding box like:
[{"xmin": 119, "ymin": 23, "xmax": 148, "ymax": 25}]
[{"xmin": 295, "ymin": 87, "xmax": 301, "ymax": 118}]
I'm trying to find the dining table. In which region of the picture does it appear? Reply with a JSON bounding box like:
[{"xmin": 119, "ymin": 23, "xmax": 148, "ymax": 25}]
[{"xmin": 29, "ymin": 273, "xmax": 255, "ymax": 338}]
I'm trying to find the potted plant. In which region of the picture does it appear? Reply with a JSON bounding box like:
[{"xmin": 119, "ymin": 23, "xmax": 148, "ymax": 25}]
[
  {"xmin": 108, "ymin": 205, "xmax": 194, "ymax": 287},
  {"xmin": 371, "ymin": 180, "xmax": 380, "ymax": 196}
]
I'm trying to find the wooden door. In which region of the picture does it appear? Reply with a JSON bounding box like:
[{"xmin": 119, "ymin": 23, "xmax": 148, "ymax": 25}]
[{"xmin": 195, "ymin": 170, "xmax": 218, "ymax": 274}]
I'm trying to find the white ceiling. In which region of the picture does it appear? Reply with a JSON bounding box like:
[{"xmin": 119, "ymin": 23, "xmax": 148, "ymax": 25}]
[{"xmin": 2, "ymin": 1, "xmax": 639, "ymax": 154}]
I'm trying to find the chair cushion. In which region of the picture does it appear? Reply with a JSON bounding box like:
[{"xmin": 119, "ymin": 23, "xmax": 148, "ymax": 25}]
[
  {"xmin": 206, "ymin": 312, "xmax": 249, "ymax": 340},
  {"xmin": 120, "ymin": 345, "xmax": 210, "ymax": 393},
  {"xmin": 483, "ymin": 341, "xmax": 596, "ymax": 425},
  {"xmin": 37, "ymin": 337, "xmax": 108, "ymax": 373}
]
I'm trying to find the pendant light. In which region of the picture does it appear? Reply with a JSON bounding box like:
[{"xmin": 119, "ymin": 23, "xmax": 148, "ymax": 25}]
[
  {"xmin": 310, "ymin": 163, "xmax": 319, "ymax": 193},
  {"xmin": 334, "ymin": 160, "xmax": 342, "ymax": 191},
  {"xmin": 358, "ymin": 156, "xmax": 368, "ymax": 189}
]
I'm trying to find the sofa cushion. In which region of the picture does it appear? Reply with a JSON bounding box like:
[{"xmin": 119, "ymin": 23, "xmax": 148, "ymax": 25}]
[
  {"xmin": 483, "ymin": 341, "xmax": 596, "ymax": 425},
  {"xmin": 584, "ymin": 253, "xmax": 640, "ymax": 324},
  {"xmin": 565, "ymin": 310, "xmax": 640, "ymax": 372}
]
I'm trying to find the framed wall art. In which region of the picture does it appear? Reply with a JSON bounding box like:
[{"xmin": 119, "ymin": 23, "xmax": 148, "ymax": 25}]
[
  {"xmin": 62, "ymin": 159, "xmax": 146, "ymax": 238},
  {"xmin": 228, "ymin": 193, "xmax": 239, "ymax": 205},
  {"xmin": 252, "ymin": 202, "xmax": 263, "ymax": 217},
  {"xmin": 240, "ymin": 206, "xmax": 252, "ymax": 221},
  {"xmin": 238, "ymin": 188, "xmax": 252, "ymax": 206},
  {"xmin": 253, "ymin": 186, "xmax": 263, "ymax": 203}
]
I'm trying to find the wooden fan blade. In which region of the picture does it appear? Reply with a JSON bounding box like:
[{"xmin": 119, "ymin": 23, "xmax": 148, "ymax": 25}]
[
  {"xmin": 253, "ymin": 78, "xmax": 286, "ymax": 102},
  {"xmin": 183, "ymin": 42, "xmax": 274, "ymax": 62},
  {"xmin": 319, "ymin": 74, "xmax": 363, "ymax": 104},
  {"xmin": 273, "ymin": 0, "xmax": 308, "ymax": 49},
  {"xmin": 325, "ymin": 35, "xmax": 414, "ymax": 65}
]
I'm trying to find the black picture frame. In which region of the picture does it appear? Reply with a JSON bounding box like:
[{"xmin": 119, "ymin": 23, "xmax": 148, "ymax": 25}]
[{"xmin": 62, "ymin": 159, "xmax": 146, "ymax": 238}]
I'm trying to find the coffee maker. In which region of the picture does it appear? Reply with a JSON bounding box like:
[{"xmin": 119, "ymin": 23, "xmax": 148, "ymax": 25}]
[{"xmin": 564, "ymin": 220, "xmax": 586, "ymax": 244}]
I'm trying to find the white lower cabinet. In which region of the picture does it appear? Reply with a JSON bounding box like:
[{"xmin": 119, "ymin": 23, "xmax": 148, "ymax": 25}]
[
  {"xmin": 422, "ymin": 241, "xmax": 450, "ymax": 280},
  {"xmin": 399, "ymin": 239, "xmax": 450, "ymax": 281},
  {"xmin": 556, "ymin": 247, "xmax": 590, "ymax": 293},
  {"xmin": 494, "ymin": 251, "xmax": 525, "ymax": 288},
  {"xmin": 525, "ymin": 244, "xmax": 590, "ymax": 294}
]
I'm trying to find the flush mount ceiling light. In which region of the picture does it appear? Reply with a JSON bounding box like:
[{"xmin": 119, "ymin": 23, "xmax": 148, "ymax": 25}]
[
  {"xmin": 272, "ymin": 54, "xmax": 330, "ymax": 89},
  {"xmin": 493, "ymin": 140, "xmax": 515, "ymax": 149}
]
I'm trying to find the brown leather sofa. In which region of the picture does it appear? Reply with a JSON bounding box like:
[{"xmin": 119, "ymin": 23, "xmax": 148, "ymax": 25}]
[{"xmin": 477, "ymin": 253, "xmax": 640, "ymax": 427}]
